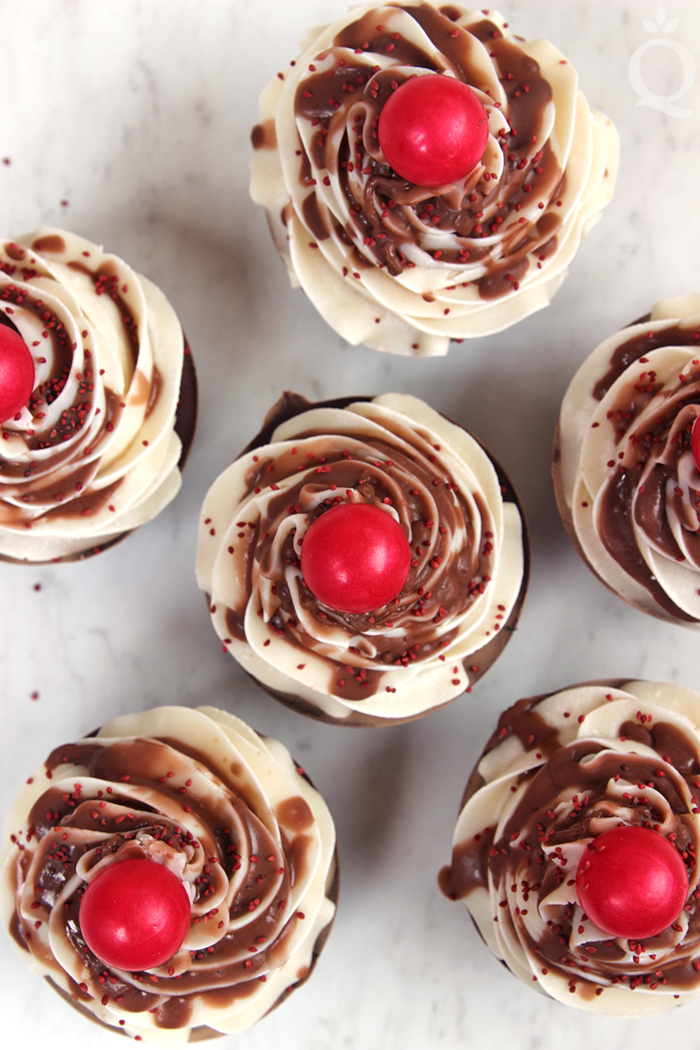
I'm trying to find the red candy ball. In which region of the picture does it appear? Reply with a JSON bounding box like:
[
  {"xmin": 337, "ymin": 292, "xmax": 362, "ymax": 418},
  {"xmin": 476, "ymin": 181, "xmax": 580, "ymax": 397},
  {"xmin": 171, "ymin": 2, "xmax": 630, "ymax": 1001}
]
[
  {"xmin": 378, "ymin": 74, "xmax": 488, "ymax": 187},
  {"xmin": 576, "ymin": 825, "xmax": 688, "ymax": 939},
  {"xmin": 79, "ymin": 858, "xmax": 191, "ymax": 971},
  {"xmin": 692, "ymin": 415, "xmax": 700, "ymax": 473},
  {"xmin": 300, "ymin": 502, "xmax": 412, "ymax": 614},
  {"xmin": 0, "ymin": 324, "xmax": 35, "ymax": 423}
]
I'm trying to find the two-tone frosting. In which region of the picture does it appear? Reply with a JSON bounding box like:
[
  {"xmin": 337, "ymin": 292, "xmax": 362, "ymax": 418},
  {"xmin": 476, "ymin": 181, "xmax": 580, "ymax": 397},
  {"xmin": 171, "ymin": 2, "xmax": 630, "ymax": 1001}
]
[
  {"xmin": 440, "ymin": 680, "xmax": 700, "ymax": 1015},
  {"xmin": 555, "ymin": 294, "xmax": 700, "ymax": 627},
  {"xmin": 1, "ymin": 706, "xmax": 337, "ymax": 1044},
  {"xmin": 196, "ymin": 393, "xmax": 526, "ymax": 725},
  {"xmin": 0, "ymin": 228, "xmax": 188, "ymax": 562},
  {"xmin": 251, "ymin": 1, "xmax": 618, "ymax": 356}
]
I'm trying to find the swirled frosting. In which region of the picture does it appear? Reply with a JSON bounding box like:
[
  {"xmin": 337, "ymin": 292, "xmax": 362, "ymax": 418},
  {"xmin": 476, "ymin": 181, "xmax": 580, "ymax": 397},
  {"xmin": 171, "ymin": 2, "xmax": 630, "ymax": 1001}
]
[
  {"xmin": 1, "ymin": 706, "xmax": 337, "ymax": 1045},
  {"xmin": 555, "ymin": 294, "xmax": 700, "ymax": 628},
  {"xmin": 0, "ymin": 228, "xmax": 189, "ymax": 562},
  {"xmin": 439, "ymin": 680, "xmax": 700, "ymax": 1015},
  {"xmin": 196, "ymin": 393, "xmax": 526, "ymax": 725},
  {"xmin": 250, "ymin": 1, "xmax": 618, "ymax": 357}
]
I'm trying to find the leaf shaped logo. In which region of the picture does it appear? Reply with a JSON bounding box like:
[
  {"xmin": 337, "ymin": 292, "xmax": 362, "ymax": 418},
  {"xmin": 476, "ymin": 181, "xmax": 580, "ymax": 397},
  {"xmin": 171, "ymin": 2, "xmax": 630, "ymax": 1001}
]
[
  {"xmin": 643, "ymin": 18, "xmax": 658, "ymax": 32},
  {"xmin": 665, "ymin": 19, "xmax": 679, "ymax": 33},
  {"xmin": 656, "ymin": 5, "xmax": 667, "ymax": 23}
]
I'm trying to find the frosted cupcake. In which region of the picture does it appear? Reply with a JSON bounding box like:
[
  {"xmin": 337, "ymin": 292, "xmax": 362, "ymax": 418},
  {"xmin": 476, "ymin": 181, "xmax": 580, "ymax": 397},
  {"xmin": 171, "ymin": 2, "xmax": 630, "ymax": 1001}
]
[
  {"xmin": 0, "ymin": 229, "xmax": 197, "ymax": 563},
  {"xmin": 1, "ymin": 706, "xmax": 337, "ymax": 1043},
  {"xmin": 440, "ymin": 679, "xmax": 700, "ymax": 1015},
  {"xmin": 196, "ymin": 392, "xmax": 528, "ymax": 727},
  {"xmin": 554, "ymin": 294, "xmax": 700, "ymax": 628},
  {"xmin": 251, "ymin": 1, "xmax": 619, "ymax": 356}
]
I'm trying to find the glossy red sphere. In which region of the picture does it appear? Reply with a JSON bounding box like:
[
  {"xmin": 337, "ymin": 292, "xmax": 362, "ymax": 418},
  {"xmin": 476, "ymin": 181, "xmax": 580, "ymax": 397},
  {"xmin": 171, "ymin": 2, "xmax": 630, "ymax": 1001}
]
[
  {"xmin": 0, "ymin": 325, "xmax": 35, "ymax": 423},
  {"xmin": 300, "ymin": 502, "xmax": 412, "ymax": 614},
  {"xmin": 692, "ymin": 415, "xmax": 700, "ymax": 473},
  {"xmin": 576, "ymin": 826, "xmax": 688, "ymax": 939},
  {"xmin": 79, "ymin": 858, "xmax": 191, "ymax": 971},
  {"xmin": 378, "ymin": 74, "xmax": 488, "ymax": 187}
]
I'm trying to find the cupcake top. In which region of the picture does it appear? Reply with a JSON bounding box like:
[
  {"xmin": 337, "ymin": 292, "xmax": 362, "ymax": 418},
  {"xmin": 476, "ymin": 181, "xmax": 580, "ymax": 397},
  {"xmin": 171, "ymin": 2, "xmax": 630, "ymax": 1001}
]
[
  {"xmin": 1, "ymin": 706, "xmax": 337, "ymax": 1044},
  {"xmin": 196, "ymin": 392, "xmax": 526, "ymax": 726},
  {"xmin": 440, "ymin": 679, "xmax": 700, "ymax": 1015},
  {"xmin": 0, "ymin": 229, "xmax": 190, "ymax": 562},
  {"xmin": 251, "ymin": 1, "xmax": 618, "ymax": 356},
  {"xmin": 555, "ymin": 293, "xmax": 700, "ymax": 628}
]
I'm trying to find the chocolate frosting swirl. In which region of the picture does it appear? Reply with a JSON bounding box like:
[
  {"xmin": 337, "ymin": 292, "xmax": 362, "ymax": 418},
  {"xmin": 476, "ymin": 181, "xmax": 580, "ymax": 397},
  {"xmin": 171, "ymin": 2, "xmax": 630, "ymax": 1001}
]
[
  {"xmin": 440, "ymin": 680, "xmax": 700, "ymax": 1014},
  {"xmin": 556, "ymin": 294, "xmax": 700, "ymax": 627},
  {"xmin": 0, "ymin": 229, "xmax": 188, "ymax": 562},
  {"xmin": 196, "ymin": 393, "xmax": 526, "ymax": 725},
  {"xmin": 1, "ymin": 707, "xmax": 337, "ymax": 1042},
  {"xmin": 251, "ymin": 1, "xmax": 618, "ymax": 356}
]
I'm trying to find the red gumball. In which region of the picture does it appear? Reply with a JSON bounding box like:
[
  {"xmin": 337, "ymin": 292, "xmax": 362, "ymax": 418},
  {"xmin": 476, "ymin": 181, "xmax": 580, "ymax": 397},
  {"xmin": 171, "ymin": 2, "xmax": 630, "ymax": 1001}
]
[
  {"xmin": 692, "ymin": 415, "xmax": 700, "ymax": 473},
  {"xmin": 300, "ymin": 502, "xmax": 412, "ymax": 614},
  {"xmin": 0, "ymin": 324, "xmax": 35, "ymax": 423},
  {"xmin": 378, "ymin": 74, "xmax": 488, "ymax": 187},
  {"xmin": 79, "ymin": 858, "xmax": 191, "ymax": 971},
  {"xmin": 576, "ymin": 825, "xmax": 688, "ymax": 939}
]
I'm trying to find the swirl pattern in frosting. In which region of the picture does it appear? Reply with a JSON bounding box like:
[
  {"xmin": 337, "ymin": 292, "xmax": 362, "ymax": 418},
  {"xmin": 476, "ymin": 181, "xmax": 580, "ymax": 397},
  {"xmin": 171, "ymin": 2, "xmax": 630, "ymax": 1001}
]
[
  {"xmin": 0, "ymin": 706, "xmax": 337, "ymax": 1044},
  {"xmin": 250, "ymin": 1, "xmax": 619, "ymax": 357},
  {"xmin": 0, "ymin": 228, "xmax": 191, "ymax": 562},
  {"xmin": 196, "ymin": 393, "xmax": 526, "ymax": 725},
  {"xmin": 555, "ymin": 294, "xmax": 700, "ymax": 628},
  {"xmin": 439, "ymin": 680, "xmax": 700, "ymax": 1015}
]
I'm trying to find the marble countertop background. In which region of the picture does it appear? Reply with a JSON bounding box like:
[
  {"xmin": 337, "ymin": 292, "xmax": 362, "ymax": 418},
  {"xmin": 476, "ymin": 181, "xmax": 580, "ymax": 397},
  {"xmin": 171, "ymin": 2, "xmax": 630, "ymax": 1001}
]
[{"xmin": 1, "ymin": 1, "xmax": 700, "ymax": 1048}]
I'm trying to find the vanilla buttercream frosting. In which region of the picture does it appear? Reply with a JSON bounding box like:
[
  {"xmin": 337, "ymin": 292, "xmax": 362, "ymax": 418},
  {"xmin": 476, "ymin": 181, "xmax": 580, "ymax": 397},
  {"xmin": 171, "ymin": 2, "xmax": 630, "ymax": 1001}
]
[
  {"xmin": 250, "ymin": 1, "xmax": 619, "ymax": 356},
  {"xmin": 440, "ymin": 679, "xmax": 700, "ymax": 1015},
  {"xmin": 1, "ymin": 706, "xmax": 337, "ymax": 1045},
  {"xmin": 555, "ymin": 294, "xmax": 700, "ymax": 628},
  {"xmin": 196, "ymin": 393, "xmax": 527, "ymax": 726},
  {"xmin": 0, "ymin": 228, "xmax": 189, "ymax": 562}
]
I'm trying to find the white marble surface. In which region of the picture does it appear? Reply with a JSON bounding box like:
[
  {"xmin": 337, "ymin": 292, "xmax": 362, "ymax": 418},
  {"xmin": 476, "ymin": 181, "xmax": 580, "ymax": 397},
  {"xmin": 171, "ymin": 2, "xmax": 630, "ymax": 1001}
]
[{"xmin": 1, "ymin": 1, "xmax": 700, "ymax": 1047}]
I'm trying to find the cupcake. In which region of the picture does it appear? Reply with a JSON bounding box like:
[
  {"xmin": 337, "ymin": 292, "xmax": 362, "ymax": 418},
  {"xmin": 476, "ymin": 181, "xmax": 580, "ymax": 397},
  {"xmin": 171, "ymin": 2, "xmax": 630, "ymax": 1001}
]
[
  {"xmin": 196, "ymin": 392, "xmax": 528, "ymax": 727},
  {"xmin": 1, "ymin": 706, "xmax": 338, "ymax": 1043},
  {"xmin": 554, "ymin": 293, "xmax": 700, "ymax": 628},
  {"xmin": 250, "ymin": 1, "xmax": 619, "ymax": 357},
  {"xmin": 439, "ymin": 678, "xmax": 700, "ymax": 1015},
  {"xmin": 0, "ymin": 228, "xmax": 197, "ymax": 563}
]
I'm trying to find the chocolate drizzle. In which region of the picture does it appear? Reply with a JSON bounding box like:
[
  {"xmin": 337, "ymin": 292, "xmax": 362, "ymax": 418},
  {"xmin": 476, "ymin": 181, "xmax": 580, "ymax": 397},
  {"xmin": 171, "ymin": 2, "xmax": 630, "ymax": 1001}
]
[
  {"xmin": 6, "ymin": 720, "xmax": 332, "ymax": 1035},
  {"xmin": 589, "ymin": 319, "xmax": 700, "ymax": 623},
  {"xmin": 598, "ymin": 470, "xmax": 695, "ymax": 622},
  {"xmin": 593, "ymin": 323, "xmax": 700, "ymax": 403},
  {"xmin": 291, "ymin": 2, "xmax": 565, "ymax": 298},
  {"xmin": 0, "ymin": 232, "xmax": 189, "ymax": 558},
  {"xmin": 222, "ymin": 395, "xmax": 501, "ymax": 701},
  {"xmin": 441, "ymin": 685, "xmax": 700, "ymax": 1000},
  {"xmin": 251, "ymin": 119, "xmax": 277, "ymax": 150}
]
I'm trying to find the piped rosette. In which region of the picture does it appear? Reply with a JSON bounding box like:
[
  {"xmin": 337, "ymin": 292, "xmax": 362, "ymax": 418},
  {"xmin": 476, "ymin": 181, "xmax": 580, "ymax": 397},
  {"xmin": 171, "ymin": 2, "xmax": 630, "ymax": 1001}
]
[
  {"xmin": 440, "ymin": 680, "xmax": 700, "ymax": 1015},
  {"xmin": 555, "ymin": 293, "xmax": 700, "ymax": 627},
  {"xmin": 0, "ymin": 706, "xmax": 337, "ymax": 1044},
  {"xmin": 197, "ymin": 393, "xmax": 527, "ymax": 726},
  {"xmin": 251, "ymin": 1, "xmax": 619, "ymax": 356},
  {"xmin": 0, "ymin": 228, "xmax": 192, "ymax": 562}
]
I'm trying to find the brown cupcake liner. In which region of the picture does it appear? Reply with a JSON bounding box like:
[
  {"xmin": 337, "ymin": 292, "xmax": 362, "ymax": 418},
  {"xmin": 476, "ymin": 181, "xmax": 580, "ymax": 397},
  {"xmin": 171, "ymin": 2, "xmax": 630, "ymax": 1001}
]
[
  {"xmin": 28, "ymin": 720, "xmax": 338, "ymax": 1042},
  {"xmin": 225, "ymin": 391, "xmax": 530, "ymax": 728}
]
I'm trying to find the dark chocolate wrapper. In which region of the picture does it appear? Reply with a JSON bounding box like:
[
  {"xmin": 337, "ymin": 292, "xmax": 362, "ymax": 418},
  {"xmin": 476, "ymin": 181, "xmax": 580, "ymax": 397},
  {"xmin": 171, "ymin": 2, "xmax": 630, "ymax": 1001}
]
[{"xmin": 224, "ymin": 391, "xmax": 530, "ymax": 727}]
